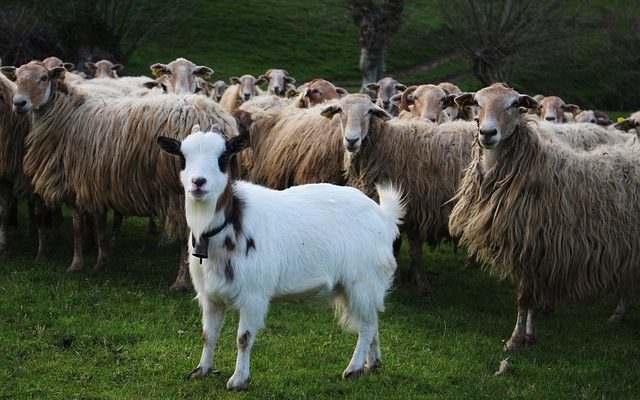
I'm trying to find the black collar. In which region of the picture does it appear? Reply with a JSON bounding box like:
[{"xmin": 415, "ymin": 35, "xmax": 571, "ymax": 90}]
[{"xmin": 192, "ymin": 204, "xmax": 233, "ymax": 264}]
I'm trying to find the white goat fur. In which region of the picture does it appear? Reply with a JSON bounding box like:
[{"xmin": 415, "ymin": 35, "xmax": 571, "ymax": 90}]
[{"xmin": 169, "ymin": 129, "xmax": 404, "ymax": 390}]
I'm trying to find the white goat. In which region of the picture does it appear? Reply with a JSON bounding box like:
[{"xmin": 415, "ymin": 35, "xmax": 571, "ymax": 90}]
[{"xmin": 157, "ymin": 125, "xmax": 404, "ymax": 391}]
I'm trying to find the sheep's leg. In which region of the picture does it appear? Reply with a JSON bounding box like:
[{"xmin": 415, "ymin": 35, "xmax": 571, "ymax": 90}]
[
  {"xmin": 170, "ymin": 243, "xmax": 193, "ymax": 291},
  {"xmin": 8, "ymin": 195, "xmax": 18, "ymax": 227},
  {"xmin": 408, "ymin": 236, "xmax": 431, "ymax": 295},
  {"xmin": 187, "ymin": 300, "xmax": 227, "ymax": 380},
  {"xmin": 464, "ymin": 250, "xmax": 481, "ymax": 269},
  {"xmin": 156, "ymin": 221, "xmax": 171, "ymax": 248},
  {"xmin": 51, "ymin": 207, "xmax": 63, "ymax": 240},
  {"xmin": 607, "ymin": 297, "xmax": 630, "ymax": 324},
  {"xmin": 147, "ymin": 217, "xmax": 157, "ymax": 234},
  {"xmin": 111, "ymin": 210, "xmax": 124, "ymax": 248},
  {"xmin": 0, "ymin": 181, "xmax": 11, "ymax": 252},
  {"xmin": 27, "ymin": 197, "xmax": 37, "ymax": 238},
  {"xmin": 227, "ymin": 301, "xmax": 268, "ymax": 391},
  {"xmin": 93, "ymin": 212, "xmax": 111, "ymax": 272},
  {"xmin": 34, "ymin": 198, "xmax": 51, "ymax": 262},
  {"xmin": 525, "ymin": 308, "xmax": 537, "ymax": 345},
  {"xmin": 68, "ymin": 209, "xmax": 84, "ymax": 272},
  {"xmin": 505, "ymin": 281, "xmax": 532, "ymax": 351},
  {"xmin": 343, "ymin": 319, "xmax": 377, "ymax": 379},
  {"xmin": 364, "ymin": 321, "xmax": 382, "ymax": 373}
]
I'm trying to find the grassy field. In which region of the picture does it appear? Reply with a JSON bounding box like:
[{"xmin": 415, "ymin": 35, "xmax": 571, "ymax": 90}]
[{"xmin": 2, "ymin": 209, "xmax": 640, "ymax": 399}]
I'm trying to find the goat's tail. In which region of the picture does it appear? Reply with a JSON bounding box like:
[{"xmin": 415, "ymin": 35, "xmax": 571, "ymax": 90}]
[{"xmin": 375, "ymin": 183, "xmax": 406, "ymax": 233}]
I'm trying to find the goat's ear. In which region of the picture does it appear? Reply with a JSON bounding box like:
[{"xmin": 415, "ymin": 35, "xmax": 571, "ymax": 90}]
[
  {"xmin": 614, "ymin": 118, "xmax": 639, "ymax": 132},
  {"xmin": 517, "ymin": 94, "xmax": 538, "ymax": 110},
  {"xmin": 256, "ymin": 76, "xmax": 268, "ymax": 85},
  {"xmin": 225, "ymin": 132, "xmax": 250, "ymax": 155},
  {"xmin": 443, "ymin": 93, "xmax": 457, "ymax": 107},
  {"xmin": 111, "ymin": 63, "xmax": 124, "ymax": 73},
  {"xmin": 454, "ymin": 92, "xmax": 477, "ymax": 107},
  {"xmin": 150, "ymin": 63, "xmax": 168, "ymax": 77},
  {"xmin": 194, "ymin": 66, "xmax": 213, "ymax": 78},
  {"xmin": 335, "ymin": 87, "xmax": 349, "ymax": 97},
  {"xmin": 85, "ymin": 62, "xmax": 96, "ymax": 72},
  {"xmin": 320, "ymin": 104, "xmax": 341, "ymax": 119},
  {"xmin": 284, "ymin": 75, "xmax": 295, "ymax": 84},
  {"xmin": 0, "ymin": 66, "xmax": 16, "ymax": 81},
  {"xmin": 564, "ymin": 103, "xmax": 580, "ymax": 115},
  {"xmin": 395, "ymin": 83, "xmax": 407, "ymax": 91},
  {"xmin": 62, "ymin": 62, "xmax": 75, "ymax": 71},
  {"xmin": 365, "ymin": 82, "xmax": 379, "ymax": 92},
  {"xmin": 49, "ymin": 66, "xmax": 66, "ymax": 81},
  {"xmin": 157, "ymin": 136, "xmax": 182, "ymax": 156},
  {"xmin": 372, "ymin": 106, "xmax": 392, "ymax": 121},
  {"xmin": 229, "ymin": 76, "xmax": 241, "ymax": 85}
]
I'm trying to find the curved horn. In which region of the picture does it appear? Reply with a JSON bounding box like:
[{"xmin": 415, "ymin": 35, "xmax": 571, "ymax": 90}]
[{"xmin": 400, "ymin": 85, "xmax": 418, "ymax": 112}]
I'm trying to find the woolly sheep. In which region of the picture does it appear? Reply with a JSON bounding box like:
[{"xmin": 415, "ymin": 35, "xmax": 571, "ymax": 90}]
[
  {"xmin": 219, "ymin": 74, "xmax": 266, "ymax": 112},
  {"xmin": 295, "ymin": 79, "xmax": 349, "ymax": 108},
  {"xmin": 450, "ymin": 83, "xmax": 640, "ymax": 351},
  {"xmin": 257, "ymin": 68, "xmax": 296, "ymax": 96},
  {"xmin": 365, "ymin": 77, "xmax": 406, "ymax": 116},
  {"xmin": 321, "ymin": 94, "xmax": 476, "ymax": 294},
  {"xmin": 85, "ymin": 59, "xmax": 124, "ymax": 79},
  {"xmin": 537, "ymin": 95, "xmax": 580, "ymax": 123},
  {"xmin": 157, "ymin": 126, "xmax": 404, "ymax": 391},
  {"xmin": 150, "ymin": 57, "xmax": 214, "ymax": 95},
  {"xmin": 396, "ymin": 84, "xmax": 457, "ymax": 123}
]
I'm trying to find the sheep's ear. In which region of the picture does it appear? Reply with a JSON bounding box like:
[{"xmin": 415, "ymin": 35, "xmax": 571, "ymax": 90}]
[
  {"xmin": 232, "ymin": 109, "xmax": 254, "ymax": 139},
  {"xmin": 49, "ymin": 66, "xmax": 66, "ymax": 81},
  {"xmin": 0, "ymin": 66, "xmax": 16, "ymax": 81},
  {"xmin": 395, "ymin": 83, "xmax": 407, "ymax": 91},
  {"xmin": 229, "ymin": 76, "xmax": 241, "ymax": 85},
  {"xmin": 225, "ymin": 132, "xmax": 250, "ymax": 155},
  {"xmin": 157, "ymin": 136, "xmax": 182, "ymax": 157},
  {"xmin": 564, "ymin": 103, "xmax": 580, "ymax": 115},
  {"xmin": 85, "ymin": 62, "xmax": 96, "ymax": 72},
  {"xmin": 194, "ymin": 66, "xmax": 213, "ymax": 78},
  {"xmin": 111, "ymin": 63, "xmax": 124, "ymax": 73},
  {"xmin": 443, "ymin": 93, "xmax": 457, "ymax": 107},
  {"xmin": 372, "ymin": 106, "xmax": 392, "ymax": 121},
  {"xmin": 143, "ymin": 81, "xmax": 160, "ymax": 90},
  {"xmin": 517, "ymin": 95, "xmax": 538, "ymax": 110},
  {"xmin": 191, "ymin": 124, "xmax": 201, "ymax": 134},
  {"xmin": 335, "ymin": 87, "xmax": 349, "ymax": 97},
  {"xmin": 256, "ymin": 76, "xmax": 268, "ymax": 85},
  {"xmin": 614, "ymin": 118, "xmax": 638, "ymax": 132},
  {"xmin": 284, "ymin": 75, "xmax": 295, "ymax": 84},
  {"xmin": 454, "ymin": 92, "xmax": 477, "ymax": 108},
  {"xmin": 320, "ymin": 104, "xmax": 341, "ymax": 119},
  {"xmin": 62, "ymin": 62, "xmax": 75, "ymax": 71},
  {"xmin": 150, "ymin": 63, "xmax": 168, "ymax": 77},
  {"xmin": 390, "ymin": 93, "xmax": 402, "ymax": 105},
  {"xmin": 365, "ymin": 82, "xmax": 379, "ymax": 92},
  {"xmin": 285, "ymin": 87, "xmax": 298, "ymax": 98}
]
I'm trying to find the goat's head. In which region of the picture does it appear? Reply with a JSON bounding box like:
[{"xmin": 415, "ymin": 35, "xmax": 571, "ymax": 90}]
[
  {"xmin": 157, "ymin": 125, "xmax": 248, "ymax": 203},
  {"xmin": 366, "ymin": 77, "xmax": 406, "ymax": 114},
  {"xmin": 229, "ymin": 74, "xmax": 265, "ymax": 101},
  {"xmin": 150, "ymin": 58, "xmax": 213, "ymax": 95},
  {"xmin": 211, "ymin": 80, "xmax": 228, "ymax": 102},
  {"xmin": 298, "ymin": 79, "xmax": 348, "ymax": 108},
  {"xmin": 320, "ymin": 94, "xmax": 391, "ymax": 152},
  {"xmin": 258, "ymin": 69, "xmax": 295, "ymax": 96},
  {"xmin": 397, "ymin": 84, "xmax": 457, "ymax": 123},
  {"xmin": 86, "ymin": 59, "xmax": 124, "ymax": 79},
  {"xmin": 537, "ymin": 96, "xmax": 579, "ymax": 123},
  {"xmin": 455, "ymin": 83, "xmax": 538, "ymax": 150},
  {"xmin": 1, "ymin": 61, "xmax": 66, "ymax": 114}
]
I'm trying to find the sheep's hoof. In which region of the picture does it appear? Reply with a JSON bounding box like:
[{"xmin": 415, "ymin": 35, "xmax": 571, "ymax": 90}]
[
  {"xmin": 170, "ymin": 280, "xmax": 193, "ymax": 292},
  {"xmin": 342, "ymin": 367, "xmax": 364, "ymax": 380},
  {"xmin": 67, "ymin": 260, "xmax": 84, "ymax": 272},
  {"xmin": 226, "ymin": 374, "xmax": 250, "ymax": 391},
  {"xmin": 0, "ymin": 243, "xmax": 6, "ymax": 253},
  {"xmin": 504, "ymin": 336, "xmax": 525, "ymax": 352},
  {"xmin": 525, "ymin": 334, "xmax": 537, "ymax": 346},
  {"xmin": 464, "ymin": 257, "xmax": 480, "ymax": 269},
  {"xmin": 35, "ymin": 250, "xmax": 49, "ymax": 262},
  {"xmin": 607, "ymin": 314, "xmax": 625, "ymax": 324},
  {"xmin": 93, "ymin": 258, "xmax": 108, "ymax": 272},
  {"xmin": 365, "ymin": 359, "xmax": 382, "ymax": 373},
  {"xmin": 186, "ymin": 366, "xmax": 210, "ymax": 380}
]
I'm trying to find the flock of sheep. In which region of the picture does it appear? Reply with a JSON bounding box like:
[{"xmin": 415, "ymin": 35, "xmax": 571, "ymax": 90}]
[{"xmin": 1, "ymin": 55, "xmax": 639, "ymax": 391}]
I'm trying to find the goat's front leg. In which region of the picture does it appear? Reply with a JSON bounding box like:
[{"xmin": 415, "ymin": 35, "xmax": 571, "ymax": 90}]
[
  {"xmin": 343, "ymin": 319, "xmax": 377, "ymax": 379},
  {"xmin": 408, "ymin": 235, "xmax": 431, "ymax": 295},
  {"xmin": 187, "ymin": 299, "xmax": 226, "ymax": 380},
  {"xmin": 505, "ymin": 281, "xmax": 532, "ymax": 351},
  {"xmin": 227, "ymin": 300, "xmax": 268, "ymax": 391}
]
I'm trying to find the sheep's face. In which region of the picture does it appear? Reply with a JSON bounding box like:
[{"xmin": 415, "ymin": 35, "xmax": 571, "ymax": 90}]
[
  {"xmin": 455, "ymin": 83, "xmax": 538, "ymax": 150},
  {"xmin": 259, "ymin": 69, "xmax": 295, "ymax": 96},
  {"xmin": 366, "ymin": 77, "xmax": 406, "ymax": 114},
  {"xmin": 157, "ymin": 126, "xmax": 248, "ymax": 203},
  {"xmin": 1, "ymin": 62, "xmax": 65, "ymax": 114},
  {"xmin": 537, "ymin": 96, "xmax": 579, "ymax": 123},
  {"xmin": 42, "ymin": 56, "xmax": 75, "ymax": 72},
  {"xmin": 212, "ymin": 80, "xmax": 228, "ymax": 102},
  {"xmin": 86, "ymin": 60, "xmax": 123, "ymax": 79},
  {"xmin": 401, "ymin": 85, "xmax": 456, "ymax": 123},
  {"xmin": 229, "ymin": 74, "xmax": 266, "ymax": 101},
  {"xmin": 438, "ymin": 82, "xmax": 462, "ymax": 121},
  {"xmin": 321, "ymin": 94, "xmax": 391, "ymax": 152},
  {"xmin": 150, "ymin": 58, "xmax": 213, "ymax": 95},
  {"xmin": 298, "ymin": 79, "xmax": 348, "ymax": 108},
  {"xmin": 575, "ymin": 110, "xmax": 597, "ymax": 124}
]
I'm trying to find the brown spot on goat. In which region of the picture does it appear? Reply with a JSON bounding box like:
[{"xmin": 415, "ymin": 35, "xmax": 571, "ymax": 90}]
[
  {"xmin": 223, "ymin": 236, "xmax": 235, "ymax": 251},
  {"xmin": 238, "ymin": 330, "xmax": 250, "ymax": 349},
  {"xmin": 258, "ymin": 69, "xmax": 296, "ymax": 96},
  {"xmin": 225, "ymin": 259, "xmax": 234, "ymax": 281},
  {"xmin": 245, "ymin": 237, "xmax": 255, "ymax": 256},
  {"xmin": 150, "ymin": 58, "xmax": 213, "ymax": 95}
]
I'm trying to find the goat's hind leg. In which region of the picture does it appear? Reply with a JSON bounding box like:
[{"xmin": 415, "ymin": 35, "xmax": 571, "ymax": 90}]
[
  {"xmin": 227, "ymin": 300, "xmax": 268, "ymax": 391},
  {"xmin": 188, "ymin": 299, "xmax": 226, "ymax": 380},
  {"xmin": 343, "ymin": 318, "xmax": 377, "ymax": 379}
]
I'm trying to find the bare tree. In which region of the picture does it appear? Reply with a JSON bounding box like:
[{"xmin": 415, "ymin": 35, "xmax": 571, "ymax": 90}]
[
  {"xmin": 0, "ymin": 7, "xmax": 62, "ymax": 66},
  {"xmin": 440, "ymin": 0, "xmax": 578, "ymax": 85},
  {"xmin": 346, "ymin": 0, "xmax": 405, "ymax": 93}
]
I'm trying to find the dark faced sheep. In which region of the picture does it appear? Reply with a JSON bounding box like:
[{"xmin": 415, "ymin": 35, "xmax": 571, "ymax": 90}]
[{"xmin": 365, "ymin": 77, "xmax": 406, "ymax": 116}]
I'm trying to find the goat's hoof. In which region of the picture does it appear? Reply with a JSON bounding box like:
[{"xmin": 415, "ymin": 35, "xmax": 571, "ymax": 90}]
[
  {"xmin": 67, "ymin": 261, "xmax": 84, "ymax": 272},
  {"xmin": 226, "ymin": 374, "xmax": 250, "ymax": 391},
  {"xmin": 504, "ymin": 336, "xmax": 525, "ymax": 352},
  {"xmin": 365, "ymin": 359, "xmax": 382, "ymax": 373},
  {"xmin": 342, "ymin": 367, "xmax": 364, "ymax": 380},
  {"xmin": 186, "ymin": 366, "xmax": 210, "ymax": 380}
]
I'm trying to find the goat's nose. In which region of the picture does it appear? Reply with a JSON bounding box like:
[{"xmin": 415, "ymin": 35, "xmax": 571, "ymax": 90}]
[
  {"xmin": 243, "ymin": 93, "xmax": 251, "ymax": 100},
  {"xmin": 13, "ymin": 99, "xmax": 26, "ymax": 108},
  {"xmin": 192, "ymin": 177, "xmax": 206, "ymax": 187},
  {"xmin": 545, "ymin": 116, "xmax": 556, "ymax": 121},
  {"xmin": 480, "ymin": 128, "xmax": 498, "ymax": 137}
]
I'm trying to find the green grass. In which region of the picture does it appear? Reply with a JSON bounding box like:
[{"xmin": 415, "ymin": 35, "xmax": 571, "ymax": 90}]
[{"xmin": 2, "ymin": 209, "xmax": 640, "ymax": 399}]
